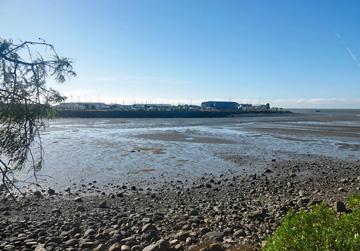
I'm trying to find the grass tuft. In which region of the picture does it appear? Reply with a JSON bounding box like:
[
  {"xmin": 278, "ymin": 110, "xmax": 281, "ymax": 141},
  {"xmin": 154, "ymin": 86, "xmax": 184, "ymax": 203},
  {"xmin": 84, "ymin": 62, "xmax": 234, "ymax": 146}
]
[{"xmin": 262, "ymin": 195, "xmax": 360, "ymax": 251}]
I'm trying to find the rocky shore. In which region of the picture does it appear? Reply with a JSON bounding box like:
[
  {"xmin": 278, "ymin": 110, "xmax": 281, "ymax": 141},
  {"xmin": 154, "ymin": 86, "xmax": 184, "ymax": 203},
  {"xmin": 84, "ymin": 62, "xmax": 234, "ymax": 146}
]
[{"xmin": 1, "ymin": 156, "xmax": 360, "ymax": 251}]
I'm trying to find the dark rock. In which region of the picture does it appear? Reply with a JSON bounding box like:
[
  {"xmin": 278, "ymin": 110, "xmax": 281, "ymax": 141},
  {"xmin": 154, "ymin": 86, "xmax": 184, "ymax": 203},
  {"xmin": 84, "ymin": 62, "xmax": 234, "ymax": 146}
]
[
  {"xmin": 79, "ymin": 241, "xmax": 95, "ymax": 249},
  {"xmin": 65, "ymin": 239, "xmax": 77, "ymax": 247},
  {"xmin": 131, "ymin": 245, "xmax": 143, "ymax": 251},
  {"xmin": 84, "ymin": 228, "xmax": 95, "ymax": 238},
  {"xmin": 334, "ymin": 201, "xmax": 348, "ymax": 213},
  {"xmin": 98, "ymin": 200, "xmax": 108, "ymax": 208},
  {"xmin": 175, "ymin": 231, "xmax": 189, "ymax": 241},
  {"xmin": 189, "ymin": 209, "xmax": 200, "ymax": 216},
  {"xmin": 156, "ymin": 239, "xmax": 170, "ymax": 251},
  {"xmin": 51, "ymin": 208, "xmax": 61, "ymax": 214},
  {"xmin": 248, "ymin": 208, "xmax": 268, "ymax": 221},
  {"xmin": 142, "ymin": 223, "xmax": 157, "ymax": 233},
  {"xmin": 233, "ymin": 229, "xmax": 246, "ymax": 237},
  {"xmin": 204, "ymin": 231, "xmax": 224, "ymax": 241},
  {"xmin": 338, "ymin": 187, "xmax": 347, "ymax": 192},
  {"xmin": 33, "ymin": 191, "xmax": 42, "ymax": 197},
  {"xmin": 142, "ymin": 243, "xmax": 157, "ymax": 251},
  {"xmin": 209, "ymin": 243, "xmax": 225, "ymax": 251},
  {"xmin": 74, "ymin": 197, "xmax": 83, "ymax": 202},
  {"xmin": 109, "ymin": 243, "xmax": 121, "ymax": 251},
  {"xmin": 47, "ymin": 188, "xmax": 55, "ymax": 195},
  {"xmin": 76, "ymin": 205, "xmax": 85, "ymax": 212}
]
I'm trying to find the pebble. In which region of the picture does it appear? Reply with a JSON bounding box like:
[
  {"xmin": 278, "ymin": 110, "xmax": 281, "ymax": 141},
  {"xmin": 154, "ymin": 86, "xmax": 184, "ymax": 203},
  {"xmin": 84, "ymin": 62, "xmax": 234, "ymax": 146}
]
[
  {"xmin": 98, "ymin": 200, "xmax": 108, "ymax": 208},
  {"xmin": 209, "ymin": 243, "xmax": 225, "ymax": 251},
  {"xmin": 109, "ymin": 243, "xmax": 121, "ymax": 251}
]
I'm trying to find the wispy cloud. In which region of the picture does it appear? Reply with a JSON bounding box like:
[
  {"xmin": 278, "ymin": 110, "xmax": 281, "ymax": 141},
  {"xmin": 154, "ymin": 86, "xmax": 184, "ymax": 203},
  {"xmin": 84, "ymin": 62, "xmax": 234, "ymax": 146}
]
[
  {"xmin": 123, "ymin": 76, "xmax": 193, "ymax": 86},
  {"xmin": 91, "ymin": 77, "xmax": 118, "ymax": 82},
  {"xmin": 336, "ymin": 32, "xmax": 360, "ymax": 69},
  {"xmin": 270, "ymin": 98, "xmax": 360, "ymax": 108}
]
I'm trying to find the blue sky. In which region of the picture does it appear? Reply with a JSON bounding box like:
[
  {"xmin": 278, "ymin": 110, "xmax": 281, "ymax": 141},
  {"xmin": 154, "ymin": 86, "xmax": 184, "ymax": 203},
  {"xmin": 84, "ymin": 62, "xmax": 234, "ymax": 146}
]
[{"xmin": 1, "ymin": 0, "xmax": 360, "ymax": 108}]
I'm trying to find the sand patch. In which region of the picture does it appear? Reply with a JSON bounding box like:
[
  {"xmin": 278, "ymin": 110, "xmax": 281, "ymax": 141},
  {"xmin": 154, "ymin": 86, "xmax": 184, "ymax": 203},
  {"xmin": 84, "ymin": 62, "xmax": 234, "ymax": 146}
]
[
  {"xmin": 129, "ymin": 167, "xmax": 156, "ymax": 174},
  {"xmin": 131, "ymin": 146, "xmax": 165, "ymax": 154},
  {"xmin": 337, "ymin": 143, "xmax": 360, "ymax": 151},
  {"xmin": 136, "ymin": 132, "xmax": 235, "ymax": 144}
]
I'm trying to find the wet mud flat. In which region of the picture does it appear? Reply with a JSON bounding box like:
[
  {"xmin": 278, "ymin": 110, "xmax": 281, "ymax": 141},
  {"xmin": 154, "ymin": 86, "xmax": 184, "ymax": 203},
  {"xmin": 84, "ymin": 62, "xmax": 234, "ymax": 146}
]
[
  {"xmin": 136, "ymin": 132, "xmax": 236, "ymax": 144},
  {"xmin": 23, "ymin": 110, "xmax": 360, "ymax": 192},
  {"xmin": 1, "ymin": 155, "xmax": 360, "ymax": 251}
]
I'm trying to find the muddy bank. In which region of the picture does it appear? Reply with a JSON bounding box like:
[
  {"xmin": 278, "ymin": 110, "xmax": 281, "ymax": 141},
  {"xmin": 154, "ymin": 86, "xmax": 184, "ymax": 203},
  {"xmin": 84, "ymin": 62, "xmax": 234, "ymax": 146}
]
[
  {"xmin": 25, "ymin": 111, "xmax": 360, "ymax": 192},
  {"xmin": 1, "ymin": 156, "xmax": 360, "ymax": 251},
  {"xmin": 136, "ymin": 132, "xmax": 236, "ymax": 144}
]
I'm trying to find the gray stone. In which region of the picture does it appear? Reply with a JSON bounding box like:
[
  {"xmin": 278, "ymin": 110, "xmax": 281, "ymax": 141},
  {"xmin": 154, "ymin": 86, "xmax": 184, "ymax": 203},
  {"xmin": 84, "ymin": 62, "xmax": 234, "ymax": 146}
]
[
  {"xmin": 98, "ymin": 200, "xmax": 108, "ymax": 208},
  {"xmin": 142, "ymin": 239, "xmax": 170, "ymax": 251},
  {"xmin": 189, "ymin": 209, "xmax": 200, "ymax": 216},
  {"xmin": 233, "ymin": 229, "xmax": 246, "ymax": 237},
  {"xmin": 84, "ymin": 228, "xmax": 95, "ymax": 238},
  {"xmin": 34, "ymin": 244, "xmax": 47, "ymax": 251},
  {"xmin": 33, "ymin": 191, "xmax": 42, "ymax": 197},
  {"xmin": 79, "ymin": 241, "xmax": 95, "ymax": 248},
  {"xmin": 175, "ymin": 230, "xmax": 189, "ymax": 241},
  {"xmin": 142, "ymin": 244, "xmax": 157, "ymax": 251},
  {"xmin": 74, "ymin": 197, "xmax": 83, "ymax": 202},
  {"xmin": 131, "ymin": 245, "xmax": 143, "ymax": 251},
  {"xmin": 209, "ymin": 243, "xmax": 225, "ymax": 251},
  {"xmin": 204, "ymin": 231, "xmax": 224, "ymax": 241},
  {"xmin": 4, "ymin": 245, "xmax": 16, "ymax": 251},
  {"xmin": 65, "ymin": 239, "xmax": 78, "ymax": 247},
  {"xmin": 142, "ymin": 223, "xmax": 157, "ymax": 233},
  {"xmin": 248, "ymin": 208, "xmax": 268, "ymax": 221},
  {"xmin": 121, "ymin": 245, "xmax": 131, "ymax": 251},
  {"xmin": 47, "ymin": 188, "xmax": 55, "ymax": 195},
  {"xmin": 51, "ymin": 208, "xmax": 61, "ymax": 214},
  {"xmin": 155, "ymin": 239, "xmax": 170, "ymax": 251},
  {"xmin": 109, "ymin": 242, "xmax": 121, "ymax": 251},
  {"xmin": 94, "ymin": 244, "xmax": 106, "ymax": 251},
  {"xmin": 76, "ymin": 205, "xmax": 85, "ymax": 212}
]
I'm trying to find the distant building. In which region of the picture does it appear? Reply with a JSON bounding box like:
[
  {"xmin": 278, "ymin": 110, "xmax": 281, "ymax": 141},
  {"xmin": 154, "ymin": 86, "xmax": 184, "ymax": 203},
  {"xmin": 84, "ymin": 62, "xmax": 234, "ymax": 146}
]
[
  {"xmin": 144, "ymin": 104, "xmax": 173, "ymax": 111},
  {"xmin": 109, "ymin": 104, "xmax": 131, "ymax": 110},
  {"xmin": 201, "ymin": 101, "xmax": 239, "ymax": 110},
  {"xmin": 132, "ymin": 104, "xmax": 146, "ymax": 110},
  {"xmin": 252, "ymin": 103, "xmax": 271, "ymax": 111},
  {"xmin": 55, "ymin": 101, "xmax": 271, "ymax": 112},
  {"xmin": 238, "ymin": 104, "xmax": 253, "ymax": 110},
  {"xmin": 55, "ymin": 102, "xmax": 109, "ymax": 110},
  {"xmin": 132, "ymin": 104, "xmax": 173, "ymax": 111}
]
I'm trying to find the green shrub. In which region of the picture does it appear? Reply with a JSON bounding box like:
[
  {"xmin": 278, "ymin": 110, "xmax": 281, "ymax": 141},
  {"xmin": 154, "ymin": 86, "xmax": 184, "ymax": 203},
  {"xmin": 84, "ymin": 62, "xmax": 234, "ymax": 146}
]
[{"xmin": 263, "ymin": 196, "xmax": 360, "ymax": 251}]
